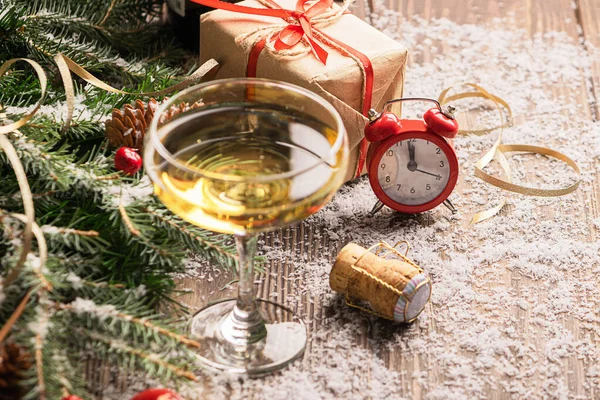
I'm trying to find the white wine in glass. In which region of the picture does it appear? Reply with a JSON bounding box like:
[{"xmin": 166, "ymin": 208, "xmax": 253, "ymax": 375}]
[{"xmin": 145, "ymin": 79, "xmax": 348, "ymax": 375}]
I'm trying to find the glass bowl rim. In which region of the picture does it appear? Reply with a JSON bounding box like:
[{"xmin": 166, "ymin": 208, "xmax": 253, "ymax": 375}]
[{"xmin": 146, "ymin": 78, "xmax": 347, "ymax": 183}]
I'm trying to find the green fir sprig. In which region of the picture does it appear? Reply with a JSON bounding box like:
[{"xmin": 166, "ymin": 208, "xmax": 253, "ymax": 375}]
[{"xmin": 0, "ymin": 0, "xmax": 236, "ymax": 398}]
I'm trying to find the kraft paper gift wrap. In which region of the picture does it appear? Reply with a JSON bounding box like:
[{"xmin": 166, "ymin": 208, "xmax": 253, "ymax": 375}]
[{"xmin": 199, "ymin": 0, "xmax": 407, "ymax": 181}]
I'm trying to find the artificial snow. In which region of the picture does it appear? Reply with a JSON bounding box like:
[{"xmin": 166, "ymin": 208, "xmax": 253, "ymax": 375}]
[
  {"xmin": 40, "ymin": 225, "xmax": 61, "ymax": 235},
  {"xmin": 70, "ymin": 298, "xmax": 119, "ymax": 321},
  {"xmin": 27, "ymin": 305, "xmax": 52, "ymax": 339},
  {"xmin": 66, "ymin": 272, "xmax": 84, "ymax": 290},
  {"xmin": 5, "ymin": 94, "xmax": 94, "ymax": 123},
  {"xmin": 105, "ymin": 175, "xmax": 154, "ymax": 207}
]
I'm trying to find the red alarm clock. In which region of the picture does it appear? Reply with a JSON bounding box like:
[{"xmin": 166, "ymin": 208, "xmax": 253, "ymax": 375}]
[{"xmin": 365, "ymin": 98, "xmax": 459, "ymax": 215}]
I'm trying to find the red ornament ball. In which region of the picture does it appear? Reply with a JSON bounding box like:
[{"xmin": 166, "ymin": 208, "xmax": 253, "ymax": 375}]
[
  {"xmin": 115, "ymin": 147, "xmax": 143, "ymax": 175},
  {"xmin": 131, "ymin": 388, "xmax": 183, "ymax": 400},
  {"xmin": 364, "ymin": 111, "xmax": 403, "ymax": 143},
  {"xmin": 61, "ymin": 396, "xmax": 84, "ymax": 400}
]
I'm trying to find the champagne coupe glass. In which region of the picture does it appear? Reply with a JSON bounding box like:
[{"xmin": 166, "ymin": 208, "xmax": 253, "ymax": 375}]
[{"xmin": 144, "ymin": 79, "xmax": 348, "ymax": 375}]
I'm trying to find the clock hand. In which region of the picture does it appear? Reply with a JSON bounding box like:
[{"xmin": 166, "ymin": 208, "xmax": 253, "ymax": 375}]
[
  {"xmin": 416, "ymin": 168, "xmax": 442, "ymax": 179},
  {"xmin": 407, "ymin": 141, "xmax": 417, "ymax": 171}
]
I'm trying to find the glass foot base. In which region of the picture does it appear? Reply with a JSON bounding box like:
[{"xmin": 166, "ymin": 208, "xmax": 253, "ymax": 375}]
[{"xmin": 190, "ymin": 298, "xmax": 307, "ymax": 375}]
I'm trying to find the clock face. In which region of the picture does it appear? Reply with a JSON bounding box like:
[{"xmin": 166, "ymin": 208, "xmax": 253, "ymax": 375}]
[{"xmin": 377, "ymin": 138, "xmax": 451, "ymax": 206}]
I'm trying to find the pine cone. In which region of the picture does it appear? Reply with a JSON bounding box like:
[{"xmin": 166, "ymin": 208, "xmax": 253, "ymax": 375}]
[
  {"xmin": 104, "ymin": 98, "xmax": 203, "ymax": 151},
  {"xmin": 105, "ymin": 98, "xmax": 160, "ymax": 151},
  {"xmin": 0, "ymin": 342, "xmax": 33, "ymax": 400}
]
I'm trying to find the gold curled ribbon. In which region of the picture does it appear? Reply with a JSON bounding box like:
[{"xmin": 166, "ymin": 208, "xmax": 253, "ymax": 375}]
[
  {"xmin": 0, "ymin": 59, "xmax": 44, "ymax": 286},
  {"xmin": 438, "ymin": 83, "xmax": 581, "ymax": 224},
  {"xmin": 0, "ymin": 58, "xmax": 48, "ymax": 135},
  {"xmin": 0, "ymin": 135, "xmax": 34, "ymax": 286},
  {"xmin": 438, "ymin": 83, "xmax": 512, "ymax": 135},
  {"xmin": 1, "ymin": 55, "xmax": 219, "ymax": 132},
  {"xmin": 54, "ymin": 54, "xmax": 220, "ymax": 131}
]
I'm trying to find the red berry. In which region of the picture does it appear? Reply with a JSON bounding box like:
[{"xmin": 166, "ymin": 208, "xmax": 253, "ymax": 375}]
[
  {"xmin": 423, "ymin": 108, "xmax": 459, "ymax": 138},
  {"xmin": 115, "ymin": 147, "xmax": 143, "ymax": 175},
  {"xmin": 364, "ymin": 112, "xmax": 402, "ymax": 142},
  {"xmin": 131, "ymin": 388, "xmax": 183, "ymax": 400},
  {"xmin": 61, "ymin": 396, "xmax": 84, "ymax": 400}
]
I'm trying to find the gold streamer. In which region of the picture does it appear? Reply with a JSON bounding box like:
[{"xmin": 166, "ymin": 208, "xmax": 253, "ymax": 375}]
[
  {"xmin": 0, "ymin": 58, "xmax": 48, "ymax": 134},
  {"xmin": 53, "ymin": 54, "xmax": 220, "ymax": 130},
  {"xmin": 0, "ymin": 134, "xmax": 35, "ymax": 287},
  {"xmin": 1, "ymin": 54, "xmax": 219, "ymax": 133},
  {"xmin": 438, "ymin": 83, "xmax": 581, "ymax": 224},
  {"xmin": 438, "ymin": 83, "xmax": 512, "ymax": 135},
  {"xmin": 0, "ymin": 290, "xmax": 32, "ymax": 344}
]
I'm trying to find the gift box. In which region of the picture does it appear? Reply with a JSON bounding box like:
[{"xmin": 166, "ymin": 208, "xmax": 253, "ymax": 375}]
[{"xmin": 198, "ymin": 0, "xmax": 407, "ymax": 182}]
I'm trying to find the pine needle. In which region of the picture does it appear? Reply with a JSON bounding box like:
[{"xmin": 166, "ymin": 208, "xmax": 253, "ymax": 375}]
[
  {"xmin": 119, "ymin": 202, "xmax": 140, "ymax": 237},
  {"xmin": 59, "ymin": 303, "xmax": 202, "ymax": 349},
  {"xmin": 85, "ymin": 331, "xmax": 199, "ymax": 382},
  {"xmin": 35, "ymin": 334, "xmax": 46, "ymax": 400}
]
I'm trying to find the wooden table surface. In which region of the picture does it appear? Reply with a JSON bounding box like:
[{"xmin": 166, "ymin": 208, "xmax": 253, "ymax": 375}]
[{"xmin": 90, "ymin": 0, "xmax": 600, "ymax": 398}]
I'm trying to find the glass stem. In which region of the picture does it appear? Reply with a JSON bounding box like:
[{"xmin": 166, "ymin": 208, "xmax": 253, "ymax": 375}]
[
  {"xmin": 220, "ymin": 234, "xmax": 267, "ymax": 354},
  {"xmin": 235, "ymin": 234, "xmax": 258, "ymax": 312}
]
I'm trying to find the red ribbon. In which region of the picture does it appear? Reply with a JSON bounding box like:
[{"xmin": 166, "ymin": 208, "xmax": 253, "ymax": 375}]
[{"xmin": 191, "ymin": 0, "xmax": 373, "ymax": 178}]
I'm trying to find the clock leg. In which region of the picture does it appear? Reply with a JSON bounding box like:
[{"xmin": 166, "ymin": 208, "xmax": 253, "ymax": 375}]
[
  {"xmin": 369, "ymin": 200, "xmax": 385, "ymax": 216},
  {"xmin": 443, "ymin": 199, "xmax": 457, "ymax": 214}
]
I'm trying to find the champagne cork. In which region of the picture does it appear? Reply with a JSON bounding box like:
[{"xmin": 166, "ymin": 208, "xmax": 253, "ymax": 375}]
[{"xmin": 330, "ymin": 242, "xmax": 431, "ymax": 323}]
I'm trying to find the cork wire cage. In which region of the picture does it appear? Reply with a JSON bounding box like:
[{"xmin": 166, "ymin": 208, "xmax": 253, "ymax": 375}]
[{"xmin": 331, "ymin": 241, "xmax": 433, "ymax": 324}]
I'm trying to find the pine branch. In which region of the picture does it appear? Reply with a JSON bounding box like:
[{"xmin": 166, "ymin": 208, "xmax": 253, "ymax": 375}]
[
  {"xmin": 50, "ymin": 349, "xmax": 87, "ymax": 399},
  {"xmin": 34, "ymin": 334, "xmax": 46, "ymax": 400},
  {"xmin": 79, "ymin": 330, "xmax": 199, "ymax": 382},
  {"xmin": 2, "ymin": 0, "xmax": 182, "ymax": 83},
  {"xmin": 142, "ymin": 205, "xmax": 240, "ymax": 270},
  {"xmin": 19, "ymin": 116, "xmax": 106, "ymax": 145},
  {"xmin": 59, "ymin": 299, "xmax": 201, "ymax": 349},
  {"xmin": 0, "ymin": 69, "xmax": 42, "ymax": 107},
  {"xmin": 42, "ymin": 224, "xmax": 107, "ymax": 255},
  {"xmin": 22, "ymin": 298, "xmax": 54, "ymax": 400},
  {"xmin": 0, "ymin": 1, "xmax": 241, "ymax": 398}
]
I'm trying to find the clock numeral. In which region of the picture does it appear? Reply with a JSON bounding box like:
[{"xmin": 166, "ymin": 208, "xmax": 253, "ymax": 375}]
[
  {"xmin": 387, "ymin": 150, "xmax": 394, "ymax": 157},
  {"xmin": 410, "ymin": 187, "xmax": 416, "ymax": 194},
  {"xmin": 426, "ymin": 184, "xmax": 431, "ymax": 191},
  {"xmin": 381, "ymin": 163, "xmax": 386, "ymax": 170},
  {"xmin": 396, "ymin": 184, "xmax": 401, "ymax": 190},
  {"xmin": 385, "ymin": 176, "xmax": 390, "ymax": 183},
  {"xmin": 439, "ymin": 160, "xmax": 445, "ymax": 167},
  {"xmin": 436, "ymin": 175, "xmax": 442, "ymax": 181},
  {"xmin": 436, "ymin": 148, "xmax": 441, "ymax": 154},
  {"xmin": 409, "ymin": 138, "xmax": 417, "ymax": 143}
]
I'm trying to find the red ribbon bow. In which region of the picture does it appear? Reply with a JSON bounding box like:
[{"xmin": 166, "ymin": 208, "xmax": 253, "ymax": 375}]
[
  {"xmin": 192, "ymin": 0, "xmax": 333, "ymax": 64},
  {"xmin": 191, "ymin": 0, "xmax": 374, "ymax": 178},
  {"xmin": 274, "ymin": 0, "xmax": 334, "ymax": 64}
]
